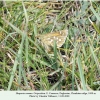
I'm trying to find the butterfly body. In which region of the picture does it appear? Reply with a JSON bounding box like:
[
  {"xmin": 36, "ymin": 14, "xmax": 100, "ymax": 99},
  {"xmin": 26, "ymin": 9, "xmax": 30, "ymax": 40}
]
[{"xmin": 37, "ymin": 29, "xmax": 68, "ymax": 51}]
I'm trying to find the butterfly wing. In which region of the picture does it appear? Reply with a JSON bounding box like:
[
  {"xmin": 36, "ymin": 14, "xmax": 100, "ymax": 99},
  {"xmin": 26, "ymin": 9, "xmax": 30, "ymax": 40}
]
[{"xmin": 37, "ymin": 29, "xmax": 68, "ymax": 51}]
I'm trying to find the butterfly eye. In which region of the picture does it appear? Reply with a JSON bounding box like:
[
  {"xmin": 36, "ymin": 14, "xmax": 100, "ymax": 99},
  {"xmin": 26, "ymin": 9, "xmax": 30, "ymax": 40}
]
[{"xmin": 36, "ymin": 36, "xmax": 42, "ymax": 44}]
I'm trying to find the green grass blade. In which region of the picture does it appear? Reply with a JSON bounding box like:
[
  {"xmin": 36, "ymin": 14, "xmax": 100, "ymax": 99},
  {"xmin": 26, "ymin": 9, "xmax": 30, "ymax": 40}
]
[{"xmin": 77, "ymin": 56, "xmax": 87, "ymax": 90}]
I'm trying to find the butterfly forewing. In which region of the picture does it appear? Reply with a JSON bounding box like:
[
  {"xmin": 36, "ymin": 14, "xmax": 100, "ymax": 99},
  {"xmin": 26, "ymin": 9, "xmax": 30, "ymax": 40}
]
[{"xmin": 37, "ymin": 29, "xmax": 68, "ymax": 51}]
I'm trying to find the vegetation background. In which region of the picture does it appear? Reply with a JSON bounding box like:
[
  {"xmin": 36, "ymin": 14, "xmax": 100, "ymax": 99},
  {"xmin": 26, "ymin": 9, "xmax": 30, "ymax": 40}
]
[{"xmin": 0, "ymin": 0, "xmax": 100, "ymax": 90}]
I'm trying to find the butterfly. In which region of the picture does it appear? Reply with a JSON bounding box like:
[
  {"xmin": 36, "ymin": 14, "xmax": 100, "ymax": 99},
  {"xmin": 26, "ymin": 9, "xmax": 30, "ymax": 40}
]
[{"xmin": 36, "ymin": 29, "xmax": 68, "ymax": 52}]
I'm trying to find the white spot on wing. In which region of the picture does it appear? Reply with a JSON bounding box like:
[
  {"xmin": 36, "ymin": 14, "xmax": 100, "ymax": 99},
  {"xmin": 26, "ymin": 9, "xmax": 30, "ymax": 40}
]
[
  {"xmin": 53, "ymin": 36, "xmax": 56, "ymax": 39},
  {"xmin": 59, "ymin": 39, "xmax": 61, "ymax": 41},
  {"xmin": 56, "ymin": 37, "xmax": 58, "ymax": 40}
]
